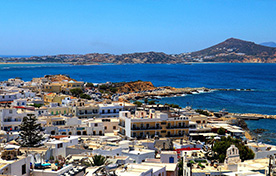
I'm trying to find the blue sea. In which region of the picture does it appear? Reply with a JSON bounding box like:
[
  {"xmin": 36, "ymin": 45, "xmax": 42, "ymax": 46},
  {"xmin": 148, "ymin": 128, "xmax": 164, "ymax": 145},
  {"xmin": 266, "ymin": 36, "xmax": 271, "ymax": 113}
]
[{"xmin": 1, "ymin": 63, "xmax": 275, "ymax": 114}]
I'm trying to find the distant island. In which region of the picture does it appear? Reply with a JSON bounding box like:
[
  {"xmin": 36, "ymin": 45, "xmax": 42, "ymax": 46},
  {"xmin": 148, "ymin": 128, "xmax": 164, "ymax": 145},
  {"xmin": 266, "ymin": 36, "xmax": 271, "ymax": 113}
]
[{"xmin": 1, "ymin": 38, "xmax": 276, "ymax": 64}]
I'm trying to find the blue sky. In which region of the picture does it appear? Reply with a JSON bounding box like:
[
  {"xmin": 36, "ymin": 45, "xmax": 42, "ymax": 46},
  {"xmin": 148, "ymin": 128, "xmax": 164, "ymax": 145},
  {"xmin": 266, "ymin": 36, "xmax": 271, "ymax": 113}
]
[{"xmin": 0, "ymin": 0, "xmax": 275, "ymax": 55}]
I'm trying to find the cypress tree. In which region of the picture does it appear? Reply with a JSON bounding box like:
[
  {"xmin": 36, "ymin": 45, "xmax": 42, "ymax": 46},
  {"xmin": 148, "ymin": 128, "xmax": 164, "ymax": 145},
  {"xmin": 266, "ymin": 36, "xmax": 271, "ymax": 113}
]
[{"xmin": 19, "ymin": 114, "xmax": 44, "ymax": 147}]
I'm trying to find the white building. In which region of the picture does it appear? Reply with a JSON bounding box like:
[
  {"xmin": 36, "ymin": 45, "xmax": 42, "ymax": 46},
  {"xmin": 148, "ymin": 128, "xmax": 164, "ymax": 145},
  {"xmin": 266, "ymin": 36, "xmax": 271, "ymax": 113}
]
[
  {"xmin": 115, "ymin": 163, "xmax": 166, "ymax": 176},
  {"xmin": 122, "ymin": 149, "xmax": 155, "ymax": 164},
  {"xmin": 0, "ymin": 155, "xmax": 31, "ymax": 176},
  {"xmin": 160, "ymin": 151, "xmax": 178, "ymax": 163},
  {"xmin": 99, "ymin": 103, "xmax": 123, "ymax": 118},
  {"xmin": 0, "ymin": 107, "xmax": 37, "ymax": 131}
]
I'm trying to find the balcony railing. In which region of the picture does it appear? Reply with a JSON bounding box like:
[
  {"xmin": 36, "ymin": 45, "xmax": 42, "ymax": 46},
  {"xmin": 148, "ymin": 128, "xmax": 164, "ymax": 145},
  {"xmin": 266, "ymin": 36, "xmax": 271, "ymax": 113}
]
[
  {"xmin": 119, "ymin": 124, "xmax": 125, "ymax": 127},
  {"xmin": 118, "ymin": 131, "xmax": 125, "ymax": 135},
  {"xmin": 3, "ymin": 119, "xmax": 21, "ymax": 122},
  {"xmin": 131, "ymin": 127, "xmax": 162, "ymax": 130},
  {"xmin": 166, "ymin": 125, "xmax": 189, "ymax": 129}
]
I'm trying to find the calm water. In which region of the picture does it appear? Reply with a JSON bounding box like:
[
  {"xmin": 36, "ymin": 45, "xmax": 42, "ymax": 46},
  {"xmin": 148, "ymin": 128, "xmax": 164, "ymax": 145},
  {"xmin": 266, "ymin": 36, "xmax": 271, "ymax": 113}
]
[
  {"xmin": 0, "ymin": 63, "xmax": 276, "ymax": 115},
  {"xmin": 246, "ymin": 119, "xmax": 276, "ymax": 145}
]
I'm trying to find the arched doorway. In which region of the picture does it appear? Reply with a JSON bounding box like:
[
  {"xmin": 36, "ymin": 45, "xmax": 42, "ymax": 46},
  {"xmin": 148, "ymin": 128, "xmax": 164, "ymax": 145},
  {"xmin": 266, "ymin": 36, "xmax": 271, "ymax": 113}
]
[
  {"xmin": 77, "ymin": 131, "xmax": 81, "ymax": 135},
  {"xmin": 82, "ymin": 131, "xmax": 87, "ymax": 135}
]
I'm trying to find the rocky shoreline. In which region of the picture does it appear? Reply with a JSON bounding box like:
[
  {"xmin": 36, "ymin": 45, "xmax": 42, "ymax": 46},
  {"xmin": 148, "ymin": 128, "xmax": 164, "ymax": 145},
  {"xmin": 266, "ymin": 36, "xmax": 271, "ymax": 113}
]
[{"xmin": 118, "ymin": 86, "xmax": 253, "ymax": 101}]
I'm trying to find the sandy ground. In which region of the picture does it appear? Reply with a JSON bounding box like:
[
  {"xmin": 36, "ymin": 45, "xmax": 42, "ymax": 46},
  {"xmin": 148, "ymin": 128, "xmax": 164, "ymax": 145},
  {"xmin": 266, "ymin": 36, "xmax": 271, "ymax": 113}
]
[{"xmin": 245, "ymin": 131, "xmax": 253, "ymax": 140}]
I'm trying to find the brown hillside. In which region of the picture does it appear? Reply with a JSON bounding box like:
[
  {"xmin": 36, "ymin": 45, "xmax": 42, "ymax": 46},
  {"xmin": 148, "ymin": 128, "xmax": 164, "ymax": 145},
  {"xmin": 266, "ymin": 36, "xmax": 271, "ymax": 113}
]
[
  {"xmin": 44, "ymin": 74, "xmax": 76, "ymax": 82},
  {"xmin": 117, "ymin": 81, "xmax": 156, "ymax": 93}
]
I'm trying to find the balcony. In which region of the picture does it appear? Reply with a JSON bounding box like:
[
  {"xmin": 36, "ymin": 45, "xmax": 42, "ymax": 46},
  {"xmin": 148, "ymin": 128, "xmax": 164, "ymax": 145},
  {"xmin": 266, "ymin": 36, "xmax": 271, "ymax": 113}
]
[
  {"xmin": 3, "ymin": 119, "xmax": 21, "ymax": 122},
  {"xmin": 131, "ymin": 126, "xmax": 162, "ymax": 130},
  {"xmin": 119, "ymin": 124, "xmax": 125, "ymax": 128},
  {"xmin": 118, "ymin": 131, "xmax": 125, "ymax": 136},
  {"xmin": 166, "ymin": 125, "xmax": 189, "ymax": 129}
]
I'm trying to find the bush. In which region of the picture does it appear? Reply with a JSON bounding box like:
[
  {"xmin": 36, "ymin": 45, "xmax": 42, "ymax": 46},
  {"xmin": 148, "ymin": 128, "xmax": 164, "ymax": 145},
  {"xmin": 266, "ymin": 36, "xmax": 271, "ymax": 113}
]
[
  {"xmin": 70, "ymin": 88, "xmax": 83, "ymax": 97},
  {"xmin": 133, "ymin": 101, "xmax": 142, "ymax": 107},
  {"xmin": 195, "ymin": 109, "xmax": 211, "ymax": 116},
  {"xmin": 86, "ymin": 83, "xmax": 94, "ymax": 88},
  {"xmin": 110, "ymin": 87, "xmax": 118, "ymax": 94},
  {"xmin": 30, "ymin": 103, "xmax": 43, "ymax": 108},
  {"xmin": 217, "ymin": 127, "xmax": 226, "ymax": 135},
  {"xmin": 80, "ymin": 93, "xmax": 91, "ymax": 100},
  {"xmin": 148, "ymin": 100, "xmax": 156, "ymax": 105},
  {"xmin": 99, "ymin": 85, "xmax": 108, "ymax": 90}
]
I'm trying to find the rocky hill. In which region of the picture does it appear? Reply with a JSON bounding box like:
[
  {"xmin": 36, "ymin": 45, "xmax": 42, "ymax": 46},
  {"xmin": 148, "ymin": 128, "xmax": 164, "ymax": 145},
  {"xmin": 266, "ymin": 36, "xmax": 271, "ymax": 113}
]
[
  {"xmin": 117, "ymin": 81, "xmax": 156, "ymax": 93},
  {"xmin": 44, "ymin": 74, "xmax": 76, "ymax": 82},
  {"xmin": 2, "ymin": 38, "xmax": 276, "ymax": 63},
  {"xmin": 182, "ymin": 38, "xmax": 276, "ymax": 63},
  {"xmin": 4, "ymin": 52, "xmax": 180, "ymax": 64}
]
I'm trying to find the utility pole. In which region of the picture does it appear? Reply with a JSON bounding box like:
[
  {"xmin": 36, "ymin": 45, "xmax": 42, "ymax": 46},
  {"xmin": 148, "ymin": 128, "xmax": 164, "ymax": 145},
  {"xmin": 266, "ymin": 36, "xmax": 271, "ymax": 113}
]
[{"xmin": 268, "ymin": 155, "xmax": 274, "ymax": 176}]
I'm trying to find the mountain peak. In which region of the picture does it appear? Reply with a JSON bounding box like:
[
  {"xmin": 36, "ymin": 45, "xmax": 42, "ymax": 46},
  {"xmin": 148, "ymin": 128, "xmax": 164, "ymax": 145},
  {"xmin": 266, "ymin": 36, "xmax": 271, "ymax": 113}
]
[
  {"xmin": 225, "ymin": 37, "xmax": 241, "ymax": 42},
  {"xmin": 189, "ymin": 38, "xmax": 276, "ymax": 63}
]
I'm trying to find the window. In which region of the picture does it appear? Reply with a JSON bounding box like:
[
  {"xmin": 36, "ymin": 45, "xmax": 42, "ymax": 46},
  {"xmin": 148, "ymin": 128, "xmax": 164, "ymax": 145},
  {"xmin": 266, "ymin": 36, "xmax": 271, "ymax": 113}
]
[
  {"xmin": 113, "ymin": 126, "xmax": 116, "ymax": 130},
  {"xmin": 57, "ymin": 143, "xmax": 63, "ymax": 148},
  {"xmin": 9, "ymin": 110, "xmax": 12, "ymax": 114},
  {"xmin": 169, "ymin": 156, "xmax": 174, "ymax": 163},
  {"xmin": 95, "ymin": 123, "xmax": 98, "ymax": 127},
  {"xmin": 22, "ymin": 164, "xmax": 26, "ymax": 175},
  {"xmin": 105, "ymin": 126, "xmax": 107, "ymax": 130}
]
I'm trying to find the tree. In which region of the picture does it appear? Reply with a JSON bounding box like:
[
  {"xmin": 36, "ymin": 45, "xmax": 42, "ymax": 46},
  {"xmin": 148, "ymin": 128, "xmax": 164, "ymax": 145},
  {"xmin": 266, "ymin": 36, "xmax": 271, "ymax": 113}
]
[
  {"xmin": 80, "ymin": 93, "xmax": 91, "ymax": 100},
  {"xmin": 195, "ymin": 109, "xmax": 211, "ymax": 116},
  {"xmin": 109, "ymin": 87, "xmax": 118, "ymax": 94},
  {"xmin": 217, "ymin": 127, "xmax": 226, "ymax": 135},
  {"xmin": 133, "ymin": 101, "xmax": 142, "ymax": 107},
  {"xmin": 86, "ymin": 82, "xmax": 94, "ymax": 88},
  {"xmin": 89, "ymin": 155, "xmax": 109, "ymax": 166},
  {"xmin": 144, "ymin": 98, "xmax": 148, "ymax": 105},
  {"xmin": 18, "ymin": 114, "xmax": 44, "ymax": 147},
  {"xmin": 178, "ymin": 158, "xmax": 183, "ymax": 176},
  {"xmin": 148, "ymin": 100, "xmax": 156, "ymax": 105},
  {"xmin": 210, "ymin": 136, "xmax": 254, "ymax": 162},
  {"xmin": 70, "ymin": 88, "xmax": 83, "ymax": 97}
]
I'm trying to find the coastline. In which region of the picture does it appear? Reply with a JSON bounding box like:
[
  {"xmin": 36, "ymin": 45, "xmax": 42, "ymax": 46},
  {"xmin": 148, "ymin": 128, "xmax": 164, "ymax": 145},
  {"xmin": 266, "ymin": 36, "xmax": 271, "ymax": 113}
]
[
  {"xmin": 0, "ymin": 61, "xmax": 275, "ymax": 65},
  {"xmin": 0, "ymin": 62, "xmax": 66, "ymax": 65}
]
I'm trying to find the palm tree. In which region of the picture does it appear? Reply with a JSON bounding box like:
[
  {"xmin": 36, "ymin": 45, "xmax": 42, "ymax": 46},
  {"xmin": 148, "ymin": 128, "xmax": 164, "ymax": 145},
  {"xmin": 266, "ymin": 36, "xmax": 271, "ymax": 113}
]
[{"xmin": 89, "ymin": 155, "xmax": 109, "ymax": 166}]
